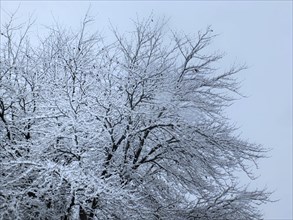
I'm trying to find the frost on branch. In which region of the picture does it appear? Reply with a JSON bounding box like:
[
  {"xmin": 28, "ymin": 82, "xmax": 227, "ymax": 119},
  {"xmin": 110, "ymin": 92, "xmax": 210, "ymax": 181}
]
[{"xmin": 0, "ymin": 13, "xmax": 270, "ymax": 219}]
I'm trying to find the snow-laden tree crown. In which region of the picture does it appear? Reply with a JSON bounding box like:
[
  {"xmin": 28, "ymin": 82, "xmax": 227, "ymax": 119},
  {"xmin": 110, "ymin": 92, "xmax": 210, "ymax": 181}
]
[{"xmin": 0, "ymin": 13, "xmax": 270, "ymax": 220}]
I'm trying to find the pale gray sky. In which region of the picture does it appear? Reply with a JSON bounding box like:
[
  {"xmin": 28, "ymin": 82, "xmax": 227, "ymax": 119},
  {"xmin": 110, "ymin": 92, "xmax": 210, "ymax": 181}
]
[{"xmin": 1, "ymin": 1, "xmax": 292, "ymax": 219}]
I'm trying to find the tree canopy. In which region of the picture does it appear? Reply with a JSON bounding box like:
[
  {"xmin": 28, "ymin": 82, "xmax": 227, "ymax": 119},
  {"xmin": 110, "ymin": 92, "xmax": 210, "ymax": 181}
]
[{"xmin": 0, "ymin": 13, "xmax": 270, "ymax": 219}]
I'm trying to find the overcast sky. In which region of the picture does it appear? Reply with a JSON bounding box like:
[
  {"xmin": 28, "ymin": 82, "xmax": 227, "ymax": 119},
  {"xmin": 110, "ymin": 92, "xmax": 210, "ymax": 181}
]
[{"xmin": 1, "ymin": 1, "xmax": 292, "ymax": 219}]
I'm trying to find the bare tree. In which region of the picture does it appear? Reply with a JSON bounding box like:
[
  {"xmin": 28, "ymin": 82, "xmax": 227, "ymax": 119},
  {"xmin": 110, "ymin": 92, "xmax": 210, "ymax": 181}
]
[{"xmin": 0, "ymin": 13, "xmax": 270, "ymax": 220}]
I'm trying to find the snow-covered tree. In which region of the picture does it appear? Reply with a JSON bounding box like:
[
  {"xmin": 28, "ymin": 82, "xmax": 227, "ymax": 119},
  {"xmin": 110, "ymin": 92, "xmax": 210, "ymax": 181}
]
[{"xmin": 0, "ymin": 13, "xmax": 270, "ymax": 220}]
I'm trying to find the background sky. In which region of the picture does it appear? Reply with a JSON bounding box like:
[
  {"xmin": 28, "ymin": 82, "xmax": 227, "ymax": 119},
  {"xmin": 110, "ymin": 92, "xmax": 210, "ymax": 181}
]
[{"xmin": 1, "ymin": 1, "xmax": 292, "ymax": 219}]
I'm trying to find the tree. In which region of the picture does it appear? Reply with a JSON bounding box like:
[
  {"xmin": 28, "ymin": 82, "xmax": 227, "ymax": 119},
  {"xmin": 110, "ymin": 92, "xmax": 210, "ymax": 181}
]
[{"xmin": 0, "ymin": 12, "xmax": 270, "ymax": 220}]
